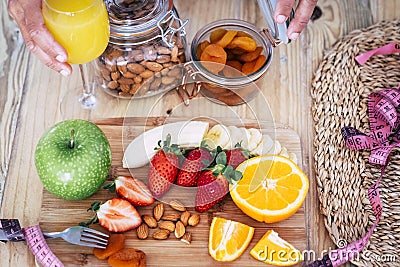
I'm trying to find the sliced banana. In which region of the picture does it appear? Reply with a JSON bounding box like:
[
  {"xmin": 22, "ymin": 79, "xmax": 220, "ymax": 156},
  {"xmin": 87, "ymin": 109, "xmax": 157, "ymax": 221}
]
[
  {"xmin": 247, "ymin": 128, "xmax": 263, "ymax": 151},
  {"xmin": 250, "ymin": 134, "xmax": 274, "ymax": 156},
  {"xmin": 266, "ymin": 140, "xmax": 282, "ymax": 155},
  {"xmin": 239, "ymin": 127, "xmax": 250, "ymax": 148},
  {"xmin": 228, "ymin": 126, "xmax": 244, "ymax": 147},
  {"xmin": 279, "ymin": 146, "xmax": 289, "ymax": 158},
  {"xmin": 205, "ymin": 124, "xmax": 231, "ymax": 149}
]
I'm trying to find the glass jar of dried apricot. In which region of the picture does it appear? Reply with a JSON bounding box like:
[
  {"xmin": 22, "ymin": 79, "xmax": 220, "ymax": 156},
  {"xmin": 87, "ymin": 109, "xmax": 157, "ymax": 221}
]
[{"xmin": 188, "ymin": 0, "xmax": 292, "ymax": 105}]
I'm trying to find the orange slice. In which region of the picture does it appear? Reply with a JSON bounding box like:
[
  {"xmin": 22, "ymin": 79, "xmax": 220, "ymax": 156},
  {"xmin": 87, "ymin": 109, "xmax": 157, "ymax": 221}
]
[
  {"xmin": 250, "ymin": 230, "xmax": 302, "ymax": 266},
  {"xmin": 230, "ymin": 155, "xmax": 309, "ymax": 223},
  {"xmin": 208, "ymin": 217, "xmax": 254, "ymax": 262}
]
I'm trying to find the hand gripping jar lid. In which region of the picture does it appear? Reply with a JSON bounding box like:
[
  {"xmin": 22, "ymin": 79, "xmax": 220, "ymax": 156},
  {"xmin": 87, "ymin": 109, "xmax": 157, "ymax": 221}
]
[
  {"xmin": 256, "ymin": 0, "xmax": 293, "ymax": 45},
  {"xmin": 105, "ymin": 0, "xmax": 187, "ymax": 47}
]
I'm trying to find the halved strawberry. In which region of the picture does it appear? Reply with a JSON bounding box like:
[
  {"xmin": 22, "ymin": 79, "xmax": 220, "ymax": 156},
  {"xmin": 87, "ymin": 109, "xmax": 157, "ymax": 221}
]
[
  {"xmin": 82, "ymin": 198, "xmax": 142, "ymax": 233},
  {"xmin": 148, "ymin": 134, "xmax": 182, "ymax": 198},
  {"xmin": 103, "ymin": 176, "xmax": 154, "ymax": 206}
]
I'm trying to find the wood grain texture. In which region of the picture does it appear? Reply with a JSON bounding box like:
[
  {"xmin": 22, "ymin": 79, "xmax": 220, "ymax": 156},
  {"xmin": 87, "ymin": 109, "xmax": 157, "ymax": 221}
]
[
  {"xmin": 39, "ymin": 117, "xmax": 307, "ymax": 266},
  {"xmin": 0, "ymin": 0, "xmax": 398, "ymax": 266},
  {"xmin": 0, "ymin": 0, "xmax": 30, "ymax": 206}
]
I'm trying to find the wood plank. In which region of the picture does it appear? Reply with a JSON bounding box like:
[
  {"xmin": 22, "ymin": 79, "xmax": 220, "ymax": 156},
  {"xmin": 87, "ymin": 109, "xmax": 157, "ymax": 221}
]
[
  {"xmin": 0, "ymin": 0, "xmax": 31, "ymax": 206},
  {"xmin": 39, "ymin": 117, "xmax": 307, "ymax": 266}
]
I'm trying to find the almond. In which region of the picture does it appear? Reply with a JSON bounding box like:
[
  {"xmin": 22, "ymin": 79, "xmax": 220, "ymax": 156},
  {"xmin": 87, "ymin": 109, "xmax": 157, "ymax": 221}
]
[
  {"xmin": 152, "ymin": 229, "xmax": 170, "ymax": 240},
  {"xmin": 161, "ymin": 213, "xmax": 180, "ymax": 222},
  {"xmin": 142, "ymin": 215, "xmax": 157, "ymax": 228},
  {"xmin": 174, "ymin": 221, "xmax": 185, "ymax": 239},
  {"xmin": 161, "ymin": 76, "xmax": 176, "ymax": 85},
  {"xmin": 153, "ymin": 203, "xmax": 164, "ymax": 221},
  {"xmin": 140, "ymin": 70, "xmax": 154, "ymax": 79},
  {"xmin": 169, "ymin": 200, "xmax": 186, "ymax": 212},
  {"xmin": 188, "ymin": 214, "xmax": 200, "ymax": 227},
  {"xmin": 158, "ymin": 221, "xmax": 175, "ymax": 232},
  {"xmin": 107, "ymin": 81, "xmax": 119, "ymax": 90},
  {"xmin": 180, "ymin": 232, "xmax": 192, "ymax": 245},
  {"xmin": 180, "ymin": 211, "xmax": 190, "ymax": 226},
  {"xmin": 111, "ymin": 71, "xmax": 121, "ymax": 81},
  {"xmin": 145, "ymin": 62, "xmax": 163, "ymax": 72},
  {"xmin": 118, "ymin": 77, "xmax": 135, "ymax": 85},
  {"xmin": 136, "ymin": 224, "xmax": 149, "ymax": 240},
  {"xmin": 127, "ymin": 63, "xmax": 145, "ymax": 74}
]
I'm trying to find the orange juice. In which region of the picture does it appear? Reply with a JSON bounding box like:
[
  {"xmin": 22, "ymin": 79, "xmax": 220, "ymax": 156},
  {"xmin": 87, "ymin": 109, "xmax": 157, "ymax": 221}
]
[{"xmin": 42, "ymin": 0, "xmax": 110, "ymax": 64}]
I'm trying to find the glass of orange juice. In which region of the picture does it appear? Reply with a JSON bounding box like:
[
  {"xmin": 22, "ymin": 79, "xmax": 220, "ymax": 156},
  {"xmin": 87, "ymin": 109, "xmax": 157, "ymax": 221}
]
[{"xmin": 42, "ymin": 0, "xmax": 110, "ymax": 114}]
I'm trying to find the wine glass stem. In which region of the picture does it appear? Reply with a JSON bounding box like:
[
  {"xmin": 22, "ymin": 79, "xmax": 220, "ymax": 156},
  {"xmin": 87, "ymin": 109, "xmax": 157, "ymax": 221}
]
[{"xmin": 79, "ymin": 64, "xmax": 97, "ymax": 109}]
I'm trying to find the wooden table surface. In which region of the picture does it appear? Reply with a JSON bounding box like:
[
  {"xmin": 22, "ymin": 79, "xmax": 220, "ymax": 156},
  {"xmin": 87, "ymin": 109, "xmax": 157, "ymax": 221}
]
[{"xmin": 0, "ymin": 0, "xmax": 398, "ymax": 266}]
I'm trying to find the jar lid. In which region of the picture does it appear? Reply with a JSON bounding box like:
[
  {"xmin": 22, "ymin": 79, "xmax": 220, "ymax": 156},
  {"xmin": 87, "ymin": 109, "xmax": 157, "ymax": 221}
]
[
  {"xmin": 106, "ymin": 0, "xmax": 171, "ymax": 39},
  {"xmin": 256, "ymin": 0, "xmax": 292, "ymax": 44}
]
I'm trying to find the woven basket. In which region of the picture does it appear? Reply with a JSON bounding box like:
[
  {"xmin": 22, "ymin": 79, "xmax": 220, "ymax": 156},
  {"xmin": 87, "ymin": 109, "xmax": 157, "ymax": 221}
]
[{"xmin": 312, "ymin": 20, "xmax": 400, "ymax": 267}]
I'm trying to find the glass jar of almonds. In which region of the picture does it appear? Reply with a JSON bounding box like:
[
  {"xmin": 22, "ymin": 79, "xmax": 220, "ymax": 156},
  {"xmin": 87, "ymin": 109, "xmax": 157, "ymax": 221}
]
[{"xmin": 96, "ymin": 0, "xmax": 188, "ymax": 98}]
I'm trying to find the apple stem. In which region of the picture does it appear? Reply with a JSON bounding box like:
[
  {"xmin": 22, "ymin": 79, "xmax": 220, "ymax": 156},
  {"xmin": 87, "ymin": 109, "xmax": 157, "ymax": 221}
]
[{"xmin": 69, "ymin": 129, "xmax": 75, "ymax": 149}]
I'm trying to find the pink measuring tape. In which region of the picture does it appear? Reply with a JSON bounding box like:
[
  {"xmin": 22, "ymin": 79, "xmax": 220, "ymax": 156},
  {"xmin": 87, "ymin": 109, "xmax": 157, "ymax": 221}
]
[
  {"xmin": 307, "ymin": 42, "xmax": 399, "ymax": 267},
  {"xmin": 0, "ymin": 219, "xmax": 64, "ymax": 267}
]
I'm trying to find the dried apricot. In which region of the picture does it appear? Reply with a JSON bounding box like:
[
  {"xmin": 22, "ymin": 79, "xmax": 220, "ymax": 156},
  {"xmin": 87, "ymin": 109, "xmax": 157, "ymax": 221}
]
[
  {"xmin": 200, "ymin": 44, "xmax": 227, "ymax": 74},
  {"xmin": 210, "ymin": 29, "xmax": 228, "ymax": 43},
  {"xmin": 226, "ymin": 61, "xmax": 243, "ymax": 72},
  {"xmin": 239, "ymin": 46, "xmax": 263, "ymax": 62},
  {"xmin": 93, "ymin": 234, "xmax": 125, "ymax": 260},
  {"xmin": 227, "ymin": 47, "xmax": 247, "ymax": 55},
  {"xmin": 242, "ymin": 60, "xmax": 256, "ymax": 75},
  {"xmin": 196, "ymin": 40, "xmax": 210, "ymax": 60},
  {"xmin": 226, "ymin": 37, "xmax": 257, "ymax": 52},
  {"xmin": 252, "ymin": 55, "xmax": 267, "ymax": 72},
  {"xmin": 222, "ymin": 64, "xmax": 243, "ymax": 78},
  {"xmin": 236, "ymin": 31, "xmax": 253, "ymax": 38},
  {"xmin": 216, "ymin": 30, "xmax": 238, "ymax": 48},
  {"xmin": 108, "ymin": 248, "xmax": 146, "ymax": 267}
]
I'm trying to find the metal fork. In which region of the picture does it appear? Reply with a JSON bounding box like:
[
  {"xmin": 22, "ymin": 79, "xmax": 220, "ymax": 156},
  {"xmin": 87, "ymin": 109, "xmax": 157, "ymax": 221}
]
[{"xmin": 44, "ymin": 226, "xmax": 109, "ymax": 249}]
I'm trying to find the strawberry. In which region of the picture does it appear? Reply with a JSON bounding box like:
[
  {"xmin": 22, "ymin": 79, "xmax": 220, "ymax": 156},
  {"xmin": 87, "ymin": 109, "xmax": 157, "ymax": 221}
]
[
  {"xmin": 195, "ymin": 151, "xmax": 242, "ymax": 212},
  {"xmin": 148, "ymin": 134, "xmax": 182, "ymax": 198},
  {"xmin": 103, "ymin": 176, "xmax": 155, "ymax": 206},
  {"xmin": 226, "ymin": 143, "xmax": 250, "ymax": 169},
  {"xmin": 81, "ymin": 198, "xmax": 142, "ymax": 233},
  {"xmin": 176, "ymin": 148, "xmax": 213, "ymax": 187}
]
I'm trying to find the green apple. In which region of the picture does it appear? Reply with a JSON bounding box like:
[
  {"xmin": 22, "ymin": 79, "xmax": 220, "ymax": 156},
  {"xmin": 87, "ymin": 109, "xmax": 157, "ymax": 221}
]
[{"xmin": 35, "ymin": 119, "xmax": 112, "ymax": 200}]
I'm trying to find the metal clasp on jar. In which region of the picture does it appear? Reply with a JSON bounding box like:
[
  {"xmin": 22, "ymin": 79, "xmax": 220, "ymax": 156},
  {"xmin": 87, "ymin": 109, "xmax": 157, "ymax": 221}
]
[
  {"xmin": 175, "ymin": 62, "xmax": 202, "ymax": 106},
  {"xmin": 157, "ymin": 10, "xmax": 189, "ymax": 48}
]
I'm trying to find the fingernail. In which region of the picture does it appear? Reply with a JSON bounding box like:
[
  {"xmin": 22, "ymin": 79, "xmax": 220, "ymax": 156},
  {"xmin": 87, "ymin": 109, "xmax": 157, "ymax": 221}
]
[
  {"xmin": 60, "ymin": 69, "xmax": 70, "ymax": 77},
  {"xmin": 56, "ymin": 55, "xmax": 66, "ymax": 62},
  {"xmin": 290, "ymin": 32, "xmax": 300, "ymax": 40},
  {"xmin": 276, "ymin": 15, "xmax": 287, "ymax": 24}
]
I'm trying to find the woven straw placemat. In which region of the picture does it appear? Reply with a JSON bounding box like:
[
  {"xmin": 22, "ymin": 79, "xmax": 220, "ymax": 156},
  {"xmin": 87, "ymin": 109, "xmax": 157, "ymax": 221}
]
[{"xmin": 312, "ymin": 20, "xmax": 400, "ymax": 267}]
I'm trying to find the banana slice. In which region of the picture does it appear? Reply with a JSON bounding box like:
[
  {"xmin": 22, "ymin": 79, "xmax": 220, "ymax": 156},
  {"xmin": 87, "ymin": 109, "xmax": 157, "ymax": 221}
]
[
  {"xmin": 205, "ymin": 124, "xmax": 231, "ymax": 149},
  {"xmin": 289, "ymin": 152, "xmax": 298, "ymax": 164},
  {"xmin": 250, "ymin": 134, "xmax": 274, "ymax": 156},
  {"xmin": 247, "ymin": 128, "xmax": 263, "ymax": 151},
  {"xmin": 239, "ymin": 127, "xmax": 250, "ymax": 148},
  {"xmin": 266, "ymin": 140, "xmax": 282, "ymax": 155},
  {"xmin": 228, "ymin": 126, "xmax": 244, "ymax": 147},
  {"xmin": 279, "ymin": 146, "xmax": 289, "ymax": 158}
]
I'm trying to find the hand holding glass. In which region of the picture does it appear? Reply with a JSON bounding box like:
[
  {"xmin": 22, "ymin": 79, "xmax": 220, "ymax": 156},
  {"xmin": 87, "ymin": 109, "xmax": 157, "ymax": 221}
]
[{"xmin": 42, "ymin": 0, "xmax": 110, "ymax": 111}]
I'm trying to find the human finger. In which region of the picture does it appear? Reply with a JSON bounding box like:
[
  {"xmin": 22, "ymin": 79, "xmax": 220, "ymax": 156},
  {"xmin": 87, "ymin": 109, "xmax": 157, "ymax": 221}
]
[
  {"xmin": 273, "ymin": 0, "xmax": 295, "ymax": 24},
  {"xmin": 8, "ymin": 0, "xmax": 71, "ymax": 75},
  {"xmin": 286, "ymin": 0, "xmax": 318, "ymax": 40}
]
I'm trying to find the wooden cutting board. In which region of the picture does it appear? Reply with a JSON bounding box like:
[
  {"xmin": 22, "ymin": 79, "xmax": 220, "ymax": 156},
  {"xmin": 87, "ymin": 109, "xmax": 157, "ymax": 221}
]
[{"xmin": 39, "ymin": 117, "xmax": 308, "ymax": 266}]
